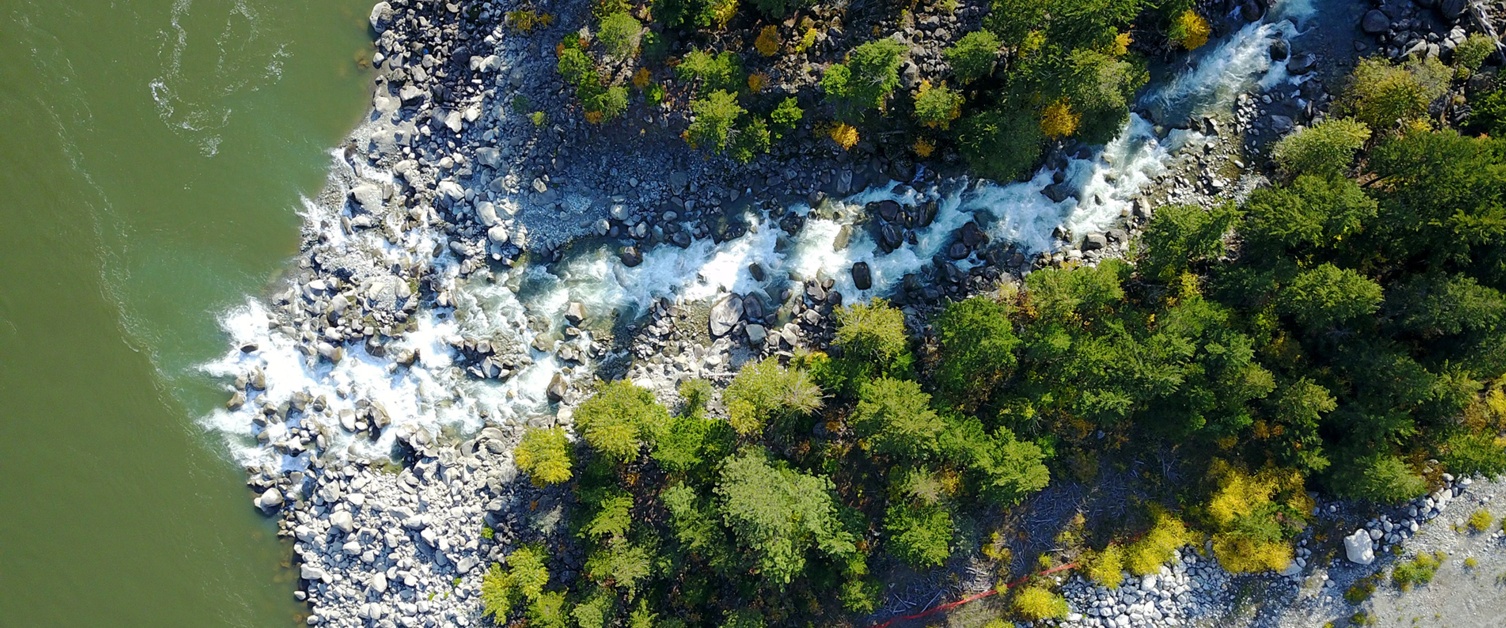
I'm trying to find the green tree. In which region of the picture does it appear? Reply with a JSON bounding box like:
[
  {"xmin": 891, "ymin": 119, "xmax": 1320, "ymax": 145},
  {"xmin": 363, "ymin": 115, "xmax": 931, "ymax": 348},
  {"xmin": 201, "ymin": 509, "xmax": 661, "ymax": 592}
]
[
  {"xmin": 852, "ymin": 377, "xmax": 945, "ymax": 459},
  {"xmin": 515, "ymin": 426, "xmax": 573, "ymax": 486},
  {"xmin": 956, "ymin": 106, "xmax": 1043, "ymax": 181},
  {"xmin": 597, "ymin": 11, "xmax": 643, "ymax": 59},
  {"xmin": 933, "ymin": 296, "xmax": 1018, "ymax": 409},
  {"xmin": 835, "ymin": 300, "xmax": 910, "ymax": 370},
  {"xmin": 770, "ymin": 97, "xmax": 803, "ymax": 136},
  {"xmin": 945, "ymin": 30, "xmax": 1000, "ymax": 84},
  {"xmin": 913, "ymin": 81, "xmax": 964, "ymax": 129},
  {"xmin": 884, "ymin": 501, "xmax": 954, "ymax": 568},
  {"xmin": 1337, "ymin": 57, "xmax": 1449, "ymax": 131},
  {"xmin": 823, "ymin": 38, "xmax": 907, "ymax": 114},
  {"xmin": 714, "ymin": 448, "xmax": 856, "ymax": 585},
  {"xmin": 1139, "ymin": 203, "xmax": 1238, "ymax": 282},
  {"xmin": 723, "ymin": 357, "xmax": 823, "ymax": 435},
  {"xmin": 585, "ymin": 539, "xmax": 655, "ymax": 595},
  {"xmin": 1239, "ymin": 175, "xmax": 1377, "ymax": 257},
  {"xmin": 748, "ymin": 0, "xmax": 812, "ymax": 18},
  {"xmin": 508, "ymin": 544, "xmax": 551, "ymax": 600},
  {"xmin": 729, "ymin": 116, "xmax": 771, "ymax": 163},
  {"xmin": 1327, "ymin": 453, "xmax": 1427, "ymax": 503},
  {"xmin": 527, "ymin": 591, "xmax": 570, "ymax": 628},
  {"xmin": 676, "ymin": 49, "xmax": 742, "ymax": 94},
  {"xmin": 1277, "ymin": 264, "xmax": 1383, "ymax": 330},
  {"xmin": 686, "ymin": 90, "xmax": 745, "ymax": 152},
  {"xmin": 574, "ymin": 380, "xmax": 671, "ymax": 462},
  {"xmin": 1270, "ymin": 118, "xmax": 1372, "ymax": 180}
]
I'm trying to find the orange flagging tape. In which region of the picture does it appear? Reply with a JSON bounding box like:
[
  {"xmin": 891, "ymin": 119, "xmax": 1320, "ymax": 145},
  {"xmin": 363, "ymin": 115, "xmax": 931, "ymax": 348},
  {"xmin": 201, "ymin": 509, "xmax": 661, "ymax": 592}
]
[{"xmin": 868, "ymin": 562, "xmax": 1079, "ymax": 628}]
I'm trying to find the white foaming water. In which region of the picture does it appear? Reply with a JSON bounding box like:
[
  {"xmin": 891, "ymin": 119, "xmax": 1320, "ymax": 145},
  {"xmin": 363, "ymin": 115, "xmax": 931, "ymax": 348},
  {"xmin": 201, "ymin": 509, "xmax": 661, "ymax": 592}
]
[{"xmin": 202, "ymin": 6, "xmax": 1314, "ymax": 469}]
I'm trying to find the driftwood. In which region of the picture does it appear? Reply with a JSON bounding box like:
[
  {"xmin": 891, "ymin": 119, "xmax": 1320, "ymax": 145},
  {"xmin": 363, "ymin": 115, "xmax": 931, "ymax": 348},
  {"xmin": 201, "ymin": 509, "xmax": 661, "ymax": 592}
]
[{"xmin": 1467, "ymin": 0, "xmax": 1506, "ymax": 59}]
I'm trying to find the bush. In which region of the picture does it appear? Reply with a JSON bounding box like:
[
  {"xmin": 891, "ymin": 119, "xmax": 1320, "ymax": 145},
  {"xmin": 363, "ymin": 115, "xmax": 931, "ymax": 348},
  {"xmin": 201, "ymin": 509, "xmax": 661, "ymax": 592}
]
[
  {"xmin": 1086, "ymin": 543, "xmax": 1126, "ymax": 589},
  {"xmin": 957, "ymin": 107, "xmax": 1043, "ymax": 181},
  {"xmin": 685, "ymin": 90, "xmax": 745, "ymax": 152},
  {"xmin": 835, "ymin": 300, "xmax": 910, "ymax": 371},
  {"xmin": 946, "ymin": 30, "xmax": 1000, "ymax": 84},
  {"xmin": 914, "ymin": 81, "xmax": 964, "ymax": 129},
  {"xmin": 1271, "ymin": 118, "xmax": 1372, "ymax": 179},
  {"xmin": 823, "ymin": 38, "xmax": 906, "ymax": 113},
  {"xmin": 515, "ymin": 426, "xmax": 573, "ymax": 486},
  {"xmin": 1338, "ymin": 57, "xmax": 1449, "ymax": 131},
  {"xmin": 754, "ymin": 25, "xmax": 781, "ymax": 56},
  {"xmin": 724, "ymin": 357, "xmax": 823, "ymax": 435},
  {"xmin": 1205, "ymin": 461, "xmax": 1309, "ymax": 573},
  {"xmin": 597, "ymin": 11, "xmax": 642, "ymax": 59},
  {"xmin": 1453, "ymin": 33, "xmax": 1496, "ymax": 77},
  {"xmin": 1468, "ymin": 509, "xmax": 1494, "ymax": 532},
  {"xmin": 885, "ymin": 501, "xmax": 955, "ymax": 568},
  {"xmin": 1440, "ymin": 431, "xmax": 1506, "ymax": 477},
  {"xmin": 1391, "ymin": 551, "xmax": 1445, "ymax": 590},
  {"xmin": 829, "ymin": 122, "xmax": 859, "ymax": 149},
  {"xmin": 1126, "ymin": 510, "xmax": 1193, "ymax": 575},
  {"xmin": 574, "ymin": 380, "xmax": 671, "ymax": 462},
  {"xmin": 1011, "ymin": 585, "xmax": 1069, "ymax": 620}
]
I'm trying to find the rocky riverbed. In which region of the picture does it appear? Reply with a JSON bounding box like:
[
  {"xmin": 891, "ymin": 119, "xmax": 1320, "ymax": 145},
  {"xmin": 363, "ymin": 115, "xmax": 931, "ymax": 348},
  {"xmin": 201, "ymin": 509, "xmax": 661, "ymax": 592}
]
[{"xmin": 195, "ymin": 0, "xmax": 1506, "ymax": 625}]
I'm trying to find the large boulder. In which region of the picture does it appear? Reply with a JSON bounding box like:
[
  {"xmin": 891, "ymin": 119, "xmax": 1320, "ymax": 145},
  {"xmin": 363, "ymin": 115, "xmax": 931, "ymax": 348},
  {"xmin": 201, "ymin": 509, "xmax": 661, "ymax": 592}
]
[
  {"xmin": 709, "ymin": 295, "xmax": 744, "ymax": 337},
  {"xmin": 255, "ymin": 487, "xmax": 284, "ymax": 512},
  {"xmin": 1440, "ymin": 0, "xmax": 1466, "ymax": 20},
  {"xmin": 1362, "ymin": 9, "xmax": 1391, "ymax": 34},
  {"xmin": 1344, "ymin": 529, "xmax": 1376, "ymax": 564},
  {"xmin": 349, "ymin": 183, "xmax": 386, "ymax": 214},
  {"xmin": 546, "ymin": 372, "xmax": 567, "ymax": 403},
  {"xmin": 1288, "ymin": 52, "xmax": 1317, "ymax": 75},
  {"xmin": 851, "ymin": 262, "xmax": 873, "ymax": 291}
]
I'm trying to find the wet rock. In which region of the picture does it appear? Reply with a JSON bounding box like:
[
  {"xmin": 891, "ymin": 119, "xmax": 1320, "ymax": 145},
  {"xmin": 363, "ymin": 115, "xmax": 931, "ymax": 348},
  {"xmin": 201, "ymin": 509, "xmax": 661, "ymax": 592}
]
[
  {"xmin": 871, "ymin": 200, "xmax": 902, "ymax": 223},
  {"xmin": 1288, "ymin": 52, "xmax": 1317, "ymax": 75},
  {"xmin": 620, "ymin": 246, "xmax": 643, "ymax": 267},
  {"xmin": 565, "ymin": 302, "xmax": 586, "ymax": 325},
  {"xmin": 1269, "ymin": 38, "xmax": 1289, "ymax": 61},
  {"xmin": 1362, "ymin": 9, "xmax": 1391, "ymax": 34},
  {"xmin": 878, "ymin": 223, "xmax": 905, "ymax": 252},
  {"xmin": 946, "ymin": 241, "xmax": 970, "ymax": 260},
  {"xmin": 1440, "ymin": 0, "xmax": 1466, "ymax": 20},
  {"xmin": 1082, "ymin": 233, "xmax": 1108, "ymax": 252},
  {"xmin": 709, "ymin": 295, "xmax": 744, "ymax": 337},
  {"xmin": 852, "ymin": 262, "xmax": 872, "ymax": 291},
  {"xmin": 746, "ymin": 324, "xmax": 767, "ymax": 345},
  {"xmin": 546, "ymin": 373, "xmax": 567, "ymax": 403},
  {"xmin": 227, "ymin": 390, "xmax": 247, "ymax": 411}
]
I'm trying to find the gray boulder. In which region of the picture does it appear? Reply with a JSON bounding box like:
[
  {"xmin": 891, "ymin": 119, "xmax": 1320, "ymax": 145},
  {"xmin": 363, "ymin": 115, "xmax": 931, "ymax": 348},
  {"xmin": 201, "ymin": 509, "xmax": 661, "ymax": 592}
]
[
  {"xmin": 709, "ymin": 296, "xmax": 744, "ymax": 337},
  {"xmin": 546, "ymin": 372, "xmax": 567, "ymax": 403},
  {"xmin": 1343, "ymin": 529, "xmax": 1376, "ymax": 564},
  {"xmin": 255, "ymin": 487, "xmax": 284, "ymax": 511},
  {"xmin": 1440, "ymin": 0, "xmax": 1466, "ymax": 20}
]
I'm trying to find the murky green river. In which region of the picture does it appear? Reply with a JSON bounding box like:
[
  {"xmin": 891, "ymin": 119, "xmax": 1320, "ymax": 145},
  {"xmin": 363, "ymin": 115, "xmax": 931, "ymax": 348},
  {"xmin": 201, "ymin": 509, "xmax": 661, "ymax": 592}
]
[{"xmin": 0, "ymin": 0, "xmax": 373, "ymax": 624}]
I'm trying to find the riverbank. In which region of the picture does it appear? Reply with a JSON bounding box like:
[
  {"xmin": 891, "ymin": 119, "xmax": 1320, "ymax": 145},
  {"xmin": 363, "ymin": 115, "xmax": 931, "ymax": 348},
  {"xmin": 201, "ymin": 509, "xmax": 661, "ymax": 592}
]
[{"xmin": 200, "ymin": 0, "xmax": 1506, "ymax": 625}]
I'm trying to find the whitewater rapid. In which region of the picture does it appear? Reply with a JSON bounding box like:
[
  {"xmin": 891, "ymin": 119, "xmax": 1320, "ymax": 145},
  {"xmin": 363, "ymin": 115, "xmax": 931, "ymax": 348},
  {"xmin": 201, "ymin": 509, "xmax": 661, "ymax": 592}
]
[{"xmin": 202, "ymin": 0, "xmax": 1316, "ymax": 472}]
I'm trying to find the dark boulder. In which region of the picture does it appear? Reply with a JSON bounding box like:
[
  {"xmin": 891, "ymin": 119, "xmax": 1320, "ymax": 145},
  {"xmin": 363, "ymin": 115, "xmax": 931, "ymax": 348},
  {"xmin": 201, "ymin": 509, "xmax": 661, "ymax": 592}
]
[
  {"xmin": 851, "ymin": 262, "xmax": 872, "ymax": 291},
  {"xmin": 1361, "ymin": 9, "xmax": 1391, "ymax": 34}
]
